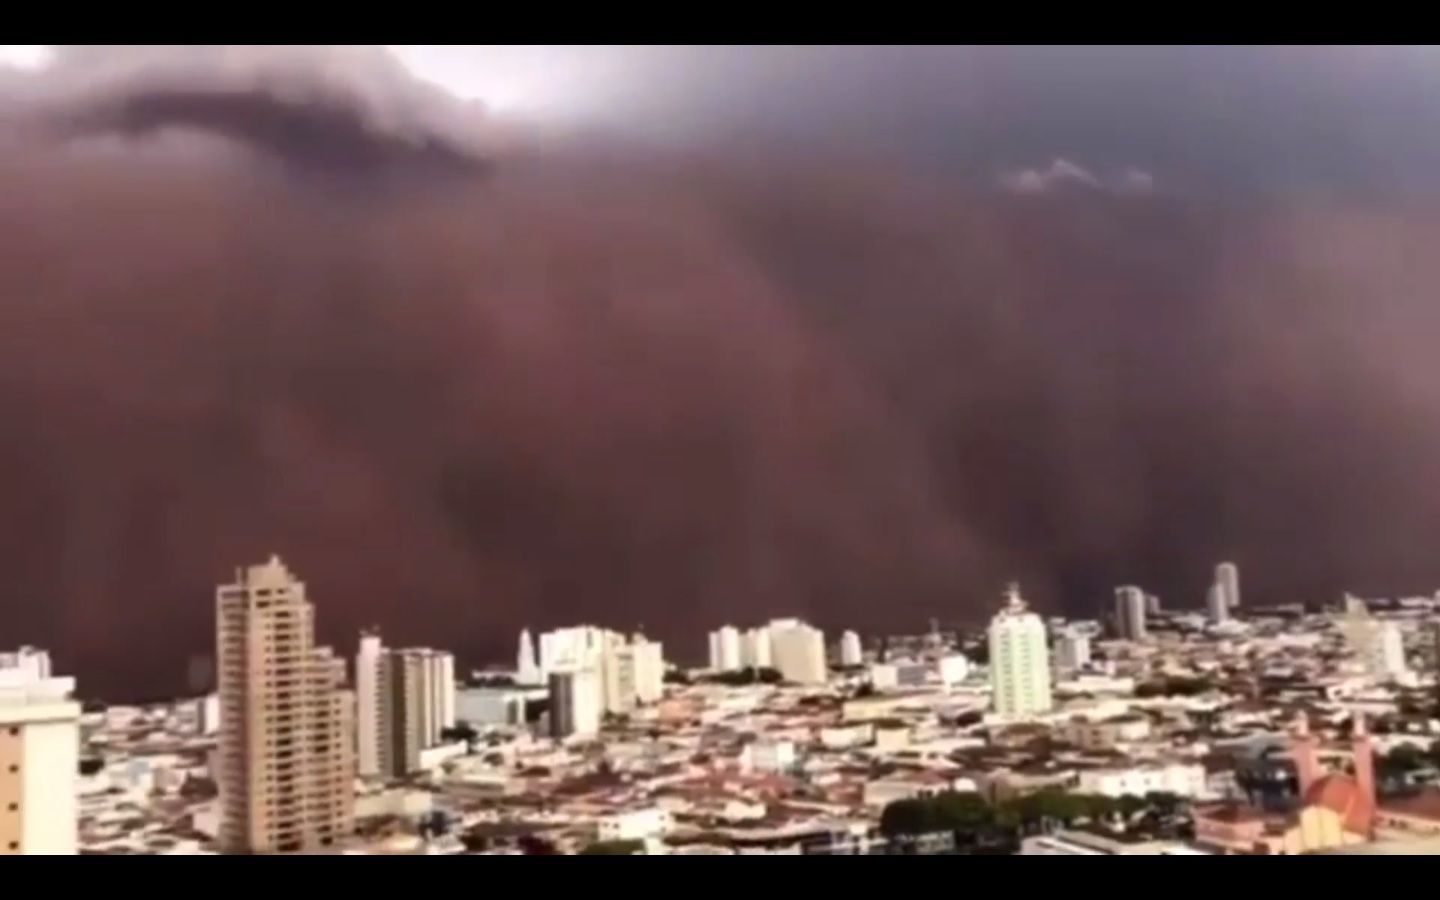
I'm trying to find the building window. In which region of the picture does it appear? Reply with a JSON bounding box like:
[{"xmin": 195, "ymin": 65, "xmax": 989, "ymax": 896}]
[
  {"xmin": 6, "ymin": 802, "xmax": 14, "ymax": 812},
  {"xmin": 6, "ymin": 727, "xmax": 16, "ymax": 736},
  {"xmin": 7, "ymin": 765, "xmax": 16, "ymax": 774},
  {"xmin": 7, "ymin": 841, "xmax": 16, "ymax": 851}
]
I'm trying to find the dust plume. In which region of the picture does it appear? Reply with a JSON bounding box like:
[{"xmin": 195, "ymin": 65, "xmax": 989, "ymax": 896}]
[{"xmin": 4, "ymin": 46, "xmax": 1440, "ymax": 696}]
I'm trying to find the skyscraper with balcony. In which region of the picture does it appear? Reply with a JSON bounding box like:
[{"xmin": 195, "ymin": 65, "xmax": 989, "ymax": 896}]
[
  {"xmin": 988, "ymin": 584, "xmax": 1053, "ymax": 718},
  {"xmin": 215, "ymin": 556, "xmax": 354, "ymax": 854}
]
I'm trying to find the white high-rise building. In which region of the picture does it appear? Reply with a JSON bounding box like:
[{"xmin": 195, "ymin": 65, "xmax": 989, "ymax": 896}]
[
  {"xmin": 1345, "ymin": 606, "xmax": 1409, "ymax": 680},
  {"xmin": 839, "ymin": 630, "xmax": 863, "ymax": 668},
  {"xmin": 742, "ymin": 626, "xmax": 772, "ymax": 669},
  {"xmin": 1206, "ymin": 582, "xmax": 1229, "ymax": 625},
  {"xmin": 988, "ymin": 584, "xmax": 1053, "ymax": 718},
  {"xmin": 0, "ymin": 651, "xmax": 79, "ymax": 856},
  {"xmin": 538, "ymin": 626, "xmax": 619, "ymax": 679},
  {"xmin": 770, "ymin": 620, "xmax": 827, "ymax": 685},
  {"xmin": 516, "ymin": 629, "xmax": 541, "ymax": 685},
  {"xmin": 355, "ymin": 631, "xmax": 385, "ymax": 778},
  {"xmin": 354, "ymin": 634, "xmax": 456, "ymax": 779},
  {"xmin": 549, "ymin": 668, "xmax": 602, "ymax": 739},
  {"xmin": 1364, "ymin": 621, "xmax": 1408, "ymax": 678},
  {"xmin": 1114, "ymin": 585, "xmax": 1148, "ymax": 641},
  {"xmin": 600, "ymin": 644, "xmax": 639, "ymax": 715},
  {"xmin": 1054, "ymin": 628, "xmax": 1091, "ymax": 671},
  {"xmin": 1217, "ymin": 562, "xmax": 1240, "ymax": 609},
  {"xmin": 1146, "ymin": 594, "xmax": 1161, "ymax": 617},
  {"xmin": 630, "ymin": 636, "xmax": 664, "ymax": 704},
  {"xmin": 708, "ymin": 626, "xmax": 743, "ymax": 672}
]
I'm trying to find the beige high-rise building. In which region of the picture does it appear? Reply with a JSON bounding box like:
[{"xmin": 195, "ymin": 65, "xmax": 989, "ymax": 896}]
[
  {"xmin": 0, "ymin": 653, "xmax": 79, "ymax": 856},
  {"xmin": 215, "ymin": 555, "xmax": 354, "ymax": 854}
]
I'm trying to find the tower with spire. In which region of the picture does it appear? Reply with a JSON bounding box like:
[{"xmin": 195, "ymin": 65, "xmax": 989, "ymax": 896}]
[{"xmin": 516, "ymin": 628, "xmax": 540, "ymax": 685}]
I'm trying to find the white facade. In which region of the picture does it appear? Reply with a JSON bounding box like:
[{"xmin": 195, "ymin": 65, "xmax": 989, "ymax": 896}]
[
  {"xmin": 455, "ymin": 686, "xmax": 539, "ymax": 726},
  {"xmin": 1054, "ymin": 629, "xmax": 1091, "ymax": 671},
  {"xmin": 549, "ymin": 668, "xmax": 603, "ymax": 739},
  {"xmin": 770, "ymin": 620, "xmax": 827, "ymax": 685},
  {"xmin": 988, "ymin": 585, "xmax": 1053, "ymax": 717},
  {"xmin": 869, "ymin": 663, "xmax": 899, "ymax": 691},
  {"xmin": 0, "ymin": 661, "xmax": 79, "ymax": 856},
  {"xmin": 1361, "ymin": 620, "xmax": 1409, "ymax": 679},
  {"xmin": 1115, "ymin": 585, "xmax": 1147, "ymax": 640},
  {"xmin": 740, "ymin": 738, "xmax": 796, "ymax": 774},
  {"xmin": 538, "ymin": 626, "xmax": 619, "ymax": 679},
  {"xmin": 0, "ymin": 647, "xmax": 50, "ymax": 681},
  {"xmin": 938, "ymin": 654, "xmax": 969, "ymax": 689},
  {"xmin": 355, "ymin": 632, "xmax": 384, "ymax": 778},
  {"xmin": 708, "ymin": 626, "xmax": 743, "ymax": 672},
  {"xmin": 630, "ymin": 637, "xmax": 664, "ymax": 704},
  {"xmin": 1206, "ymin": 582, "xmax": 1229, "ymax": 625},
  {"xmin": 596, "ymin": 807, "xmax": 673, "ymax": 842},
  {"xmin": 356, "ymin": 636, "xmax": 457, "ymax": 778},
  {"xmin": 839, "ymin": 630, "xmax": 863, "ymax": 667},
  {"xmin": 1077, "ymin": 762, "xmax": 1208, "ymax": 799},
  {"xmin": 742, "ymin": 626, "xmax": 772, "ymax": 669},
  {"xmin": 197, "ymin": 693, "xmax": 221, "ymax": 736},
  {"xmin": 516, "ymin": 628, "xmax": 541, "ymax": 685},
  {"xmin": 1217, "ymin": 562, "xmax": 1240, "ymax": 609}
]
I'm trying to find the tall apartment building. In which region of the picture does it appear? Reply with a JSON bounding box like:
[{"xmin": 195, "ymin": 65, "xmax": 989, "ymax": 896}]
[
  {"xmin": 988, "ymin": 584, "xmax": 1054, "ymax": 718},
  {"xmin": 215, "ymin": 555, "xmax": 354, "ymax": 854},
  {"xmin": 1216, "ymin": 562, "xmax": 1241, "ymax": 610},
  {"xmin": 549, "ymin": 668, "xmax": 603, "ymax": 739},
  {"xmin": 536, "ymin": 626, "xmax": 664, "ymax": 714},
  {"xmin": 743, "ymin": 626, "xmax": 773, "ymax": 669},
  {"xmin": 708, "ymin": 625, "xmax": 743, "ymax": 672},
  {"xmin": 354, "ymin": 633, "xmax": 456, "ymax": 779},
  {"xmin": 0, "ymin": 652, "xmax": 79, "ymax": 855},
  {"xmin": 769, "ymin": 619, "xmax": 828, "ymax": 685},
  {"xmin": 1114, "ymin": 585, "xmax": 1148, "ymax": 641},
  {"xmin": 839, "ymin": 630, "xmax": 864, "ymax": 668}
]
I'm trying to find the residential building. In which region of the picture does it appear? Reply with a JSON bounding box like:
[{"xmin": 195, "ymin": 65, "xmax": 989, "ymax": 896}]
[
  {"xmin": 839, "ymin": 630, "xmax": 863, "ymax": 668},
  {"xmin": 629, "ymin": 636, "xmax": 664, "ymax": 704},
  {"xmin": 988, "ymin": 584, "xmax": 1053, "ymax": 717},
  {"xmin": 355, "ymin": 635, "xmax": 457, "ymax": 779},
  {"xmin": 1207, "ymin": 582, "xmax": 1230, "ymax": 625},
  {"xmin": 1054, "ymin": 628, "xmax": 1091, "ymax": 671},
  {"xmin": 1114, "ymin": 585, "xmax": 1147, "ymax": 641},
  {"xmin": 549, "ymin": 668, "xmax": 602, "ymax": 739},
  {"xmin": 742, "ymin": 626, "xmax": 772, "ymax": 669},
  {"xmin": 1217, "ymin": 561, "xmax": 1241, "ymax": 609},
  {"xmin": 215, "ymin": 555, "xmax": 354, "ymax": 854},
  {"xmin": 355, "ymin": 632, "xmax": 384, "ymax": 778},
  {"xmin": 769, "ymin": 620, "xmax": 827, "ymax": 685},
  {"xmin": 708, "ymin": 626, "xmax": 743, "ymax": 672},
  {"xmin": 0, "ymin": 654, "xmax": 79, "ymax": 855}
]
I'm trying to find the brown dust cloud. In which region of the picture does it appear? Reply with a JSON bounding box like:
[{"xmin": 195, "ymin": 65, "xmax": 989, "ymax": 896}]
[{"xmin": 5, "ymin": 46, "xmax": 1440, "ymax": 697}]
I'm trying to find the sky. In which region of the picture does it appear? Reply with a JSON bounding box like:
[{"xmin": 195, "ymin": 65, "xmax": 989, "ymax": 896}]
[{"xmin": 6, "ymin": 46, "xmax": 1440, "ymax": 698}]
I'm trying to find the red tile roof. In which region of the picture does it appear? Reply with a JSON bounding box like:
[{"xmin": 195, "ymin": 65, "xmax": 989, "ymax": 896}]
[{"xmin": 1304, "ymin": 774, "xmax": 1374, "ymax": 836}]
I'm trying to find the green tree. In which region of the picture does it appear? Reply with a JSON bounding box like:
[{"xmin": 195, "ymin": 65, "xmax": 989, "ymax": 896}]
[{"xmin": 879, "ymin": 798, "xmax": 936, "ymax": 837}]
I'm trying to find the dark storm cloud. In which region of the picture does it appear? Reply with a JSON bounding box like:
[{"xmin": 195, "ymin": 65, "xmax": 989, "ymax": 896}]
[{"xmin": 5, "ymin": 46, "xmax": 1440, "ymax": 697}]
